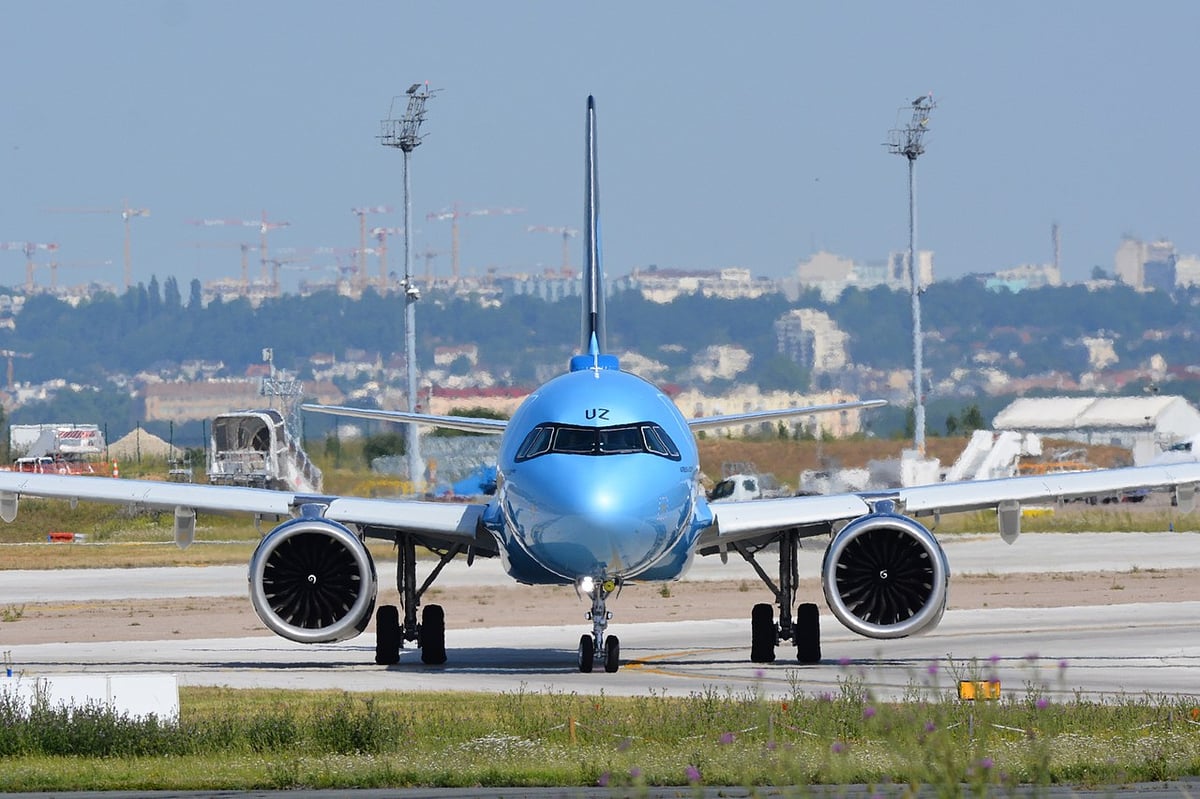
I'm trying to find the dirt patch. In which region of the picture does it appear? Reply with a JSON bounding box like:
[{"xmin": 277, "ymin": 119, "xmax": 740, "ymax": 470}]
[{"xmin": 0, "ymin": 568, "xmax": 1188, "ymax": 646}]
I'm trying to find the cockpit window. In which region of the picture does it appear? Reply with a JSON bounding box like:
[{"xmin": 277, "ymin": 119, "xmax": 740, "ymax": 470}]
[
  {"xmin": 515, "ymin": 425, "xmax": 554, "ymax": 460},
  {"xmin": 514, "ymin": 422, "xmax": 682, "ymax": 462}
]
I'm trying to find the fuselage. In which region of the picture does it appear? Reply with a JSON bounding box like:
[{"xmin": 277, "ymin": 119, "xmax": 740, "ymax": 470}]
[{"xmin": 482, "ymin": 361, "xmax": 713, "ymax": 585}]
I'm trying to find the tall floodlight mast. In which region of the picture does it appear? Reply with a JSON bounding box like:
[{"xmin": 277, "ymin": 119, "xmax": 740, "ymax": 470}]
[
  {"xmin": 887, "ymin": 93, "xmax": 936, "ymax": 456},
  {"xmin": 380, "ymin": 82, "xmax": 436, "ymax": 494}
]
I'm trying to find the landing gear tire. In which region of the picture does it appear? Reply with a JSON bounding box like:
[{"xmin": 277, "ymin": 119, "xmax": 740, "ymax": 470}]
[
  {"xmin": 419, "ymin": 604, "xmax": 447, "ymax": 665},
  {"xmin": 750, "ymin": 602, "xmax": 777, "ymax": 663},
  {"xmin": 578, "ymin": 634, "xmax": 595, "ymax": 673},
  {"xmin": 794, "ymin": 602, "xmax": 821, "ymax": 664},
  {"xmin": 375, "ymin": 605, "xmax": 401, "ymax": 665},
  {"xmin": 604, "ymin": 635, "xmax": 620, "ymax": 673}
]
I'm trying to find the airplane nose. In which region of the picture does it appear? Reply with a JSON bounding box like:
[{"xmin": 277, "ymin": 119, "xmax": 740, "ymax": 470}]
[{"xmin": 509, "ymin": 458, "xmax": 689, "ymax": 579}]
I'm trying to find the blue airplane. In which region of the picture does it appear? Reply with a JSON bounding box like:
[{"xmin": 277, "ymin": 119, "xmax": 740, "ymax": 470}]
[{"xmin": 2, "ymin": 96, "xmax": 1199, "ymax": 674}]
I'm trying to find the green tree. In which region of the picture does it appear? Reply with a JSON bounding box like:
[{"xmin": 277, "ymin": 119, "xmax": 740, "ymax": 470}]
[
  {"xmin": 431, "ymin": 406, "xmax": 508, "ymax": 437},
  {"xmin": 753, "ymin": 354, "xmax": 810, "ymax": 393},
  {"xmin": 959, "ymin": 404, "xmax": 985, "ymax": 432},
  {"xmin": 362, "ymin": 432, "xmax": 406, "ymax": 465}
]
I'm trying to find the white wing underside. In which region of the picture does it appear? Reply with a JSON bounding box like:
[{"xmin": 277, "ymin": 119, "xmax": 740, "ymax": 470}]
[
  {"xmin": 703, "ymin": 461, "xmax": 1200, "ymax": 549},
  {"xmin": 0, "ymin": 472, "xmax": 484, "ymax": 542}
]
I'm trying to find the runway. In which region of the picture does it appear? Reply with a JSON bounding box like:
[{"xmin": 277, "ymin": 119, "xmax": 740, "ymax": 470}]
[
  {"xmin": 2, "ymin": 532, "xmax": 1198, "ymax": 701},
  {"xmin": 6, "ymin": 601, "xmax": 1199, "ymax": 700}
]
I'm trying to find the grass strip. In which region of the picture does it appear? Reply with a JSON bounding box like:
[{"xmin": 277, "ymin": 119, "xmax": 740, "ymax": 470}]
[{"xmin": 2, "ymin": 677, "xmax": 1199, "ymax": 792}]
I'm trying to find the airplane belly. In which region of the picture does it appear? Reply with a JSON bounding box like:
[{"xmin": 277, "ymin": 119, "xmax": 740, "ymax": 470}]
[{"xmin": 498, "ymin": 456, "xmax": 694, "ymax": 582}]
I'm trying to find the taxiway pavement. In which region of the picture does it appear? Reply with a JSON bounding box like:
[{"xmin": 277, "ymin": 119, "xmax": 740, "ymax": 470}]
[{"xmin": 1, "ymin": 531, "xmax": 1197, "ymax": 700}]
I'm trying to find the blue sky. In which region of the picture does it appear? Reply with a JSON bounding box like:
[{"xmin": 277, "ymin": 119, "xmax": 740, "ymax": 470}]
[{"xmin": 4, "ymin": 2, "xmax": 1199, "ymax": 292}]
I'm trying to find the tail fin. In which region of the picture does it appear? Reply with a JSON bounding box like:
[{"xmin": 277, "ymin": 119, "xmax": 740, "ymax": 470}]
[{"xmin": 581, "ymin": 95, "xmax": 606, "ymax": 354}]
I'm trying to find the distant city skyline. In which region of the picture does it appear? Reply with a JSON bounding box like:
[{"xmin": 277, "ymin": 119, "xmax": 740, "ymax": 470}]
[{"xmin": 5, "ymin": 2, "xmax": 1200, "ymax": 293}]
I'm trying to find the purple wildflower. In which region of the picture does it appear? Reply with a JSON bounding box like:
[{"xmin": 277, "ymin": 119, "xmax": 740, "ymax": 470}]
[
  {"xmin": 719, "ymin": 731, "xmax": 735, "ymax": 745},
  {"xmin": 979, "ymin": 757, "xmax": 994, "ymax": 770},
  {"xmin": 839, "ymin": 657, "xmax": 851, "ymax": 667},
  {"xmin": 863, "ymin": 706, "xmax": 877, "ymax": 719},
  {"xmin": 685, "ymin": 765, "xmax": 701, "ymax": 783},
  {"xmin": 629, "ymin": 767, "xmax": 642, "ymax": 780},
  {"xmin": 597, "ymin": 772, "xmax": 610, "ymax": 788},
  {"xmin": 831, "ymin": 741, "xmax": 846, "ymax": 754},
  {"xmin": 924, "ymin": 720, "xmax": 936, "ymax": 733},
  {"xmin": 1058, "ymin": 659, "xmax": 1069, "ymax": 670},
  {"xmin": 754, "ymin": 668, "xmax": 765, "ymax": 679},
  {"xmin": 1036, "ymin": 697, "xmax": 1050, "ymax": 710},
  {"xmin": 926, "ymin": 662, "xmax": 939, "ymax": 676},
  {"xmin": 988, "ymin": 654, "xmax": 1001, "ymax": 665}
]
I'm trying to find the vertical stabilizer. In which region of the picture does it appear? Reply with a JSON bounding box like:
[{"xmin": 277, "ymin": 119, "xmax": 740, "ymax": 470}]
[{"xmin": 581, "ymin": 95, "xmax": 606, "ymax": 354}]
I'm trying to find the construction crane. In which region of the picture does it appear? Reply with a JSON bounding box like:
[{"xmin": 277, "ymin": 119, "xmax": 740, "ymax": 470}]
[
  {"xmin": 370, "ymin": 226, "xmax": 404, "ymax": 291},
  {"xmin": 46, "ymin": 200, "xmax": 149, "ymax": 289},
  {"xmin": 425, "ymin": 203, "xmax": 524, "ymax": 282},
  {"xmin": 190, "ymin": 242, "xmax": 260, "ymax": 296},
  {"xmin": 417, "ymin": 247, "xmax": 439, "ymax": 286},
  {"xmin": 273, "ymin": 246, "xmax": 367, "ymax": 296},
  {"xmin": 188, "ymin": 211, "xmax": 290, "ymax": 284},
  {"xmin": 263, "ymin": 255, "xmax": 310, "ymax": 298},
  {"xmin": 40, "ymin": 259, "xmax": 112, "ymax": 290},
  {"xmin": 351, "ymin": 206, "xmax": 393, "ymax": 290},
  {"xmin": 0, "ymin": 242, "xmax": 59, "ymax": 291},
  {"xmin": 526, "ymin": 225, "xmax": 579, "ymax": 275},
  {"xmin": 0, "ymin": 350, "xmax": 32, "ymax": 390}
]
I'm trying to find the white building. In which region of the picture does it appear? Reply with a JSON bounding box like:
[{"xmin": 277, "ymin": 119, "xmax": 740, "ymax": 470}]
[{"xmin": 992, "ymin": 395, "xmax": 1200, "ymax": 466}]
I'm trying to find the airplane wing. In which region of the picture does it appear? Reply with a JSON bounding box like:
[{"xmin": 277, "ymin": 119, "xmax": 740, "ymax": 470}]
[
  {"xmin": 301, "ymin": 403, "xmax": 507, "ymax": 434},
  {"xmin": 700, "ymin": 461, "xmax": 1200, "ymax": 550},
  {"xmin": 688, "ymin": 399, "xmax": 886, "ymax": 431},
  {"xmin": 0, "ymin": 471, "xmax": 491, "ymax": 551}
]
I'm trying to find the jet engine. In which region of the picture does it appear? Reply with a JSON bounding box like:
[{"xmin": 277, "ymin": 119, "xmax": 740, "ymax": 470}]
[
  {"xmin": 248, "ymin": 517, "xmax": 378, "ymax": 644},
  {"xmin": 820, "ymin": 512, "xmax": 948, "ymax": 639}
]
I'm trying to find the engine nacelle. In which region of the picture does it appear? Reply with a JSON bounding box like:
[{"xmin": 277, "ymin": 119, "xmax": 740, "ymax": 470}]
[
  {"xmin": 821, "ymin": 512, "xmax": 949, "ymax": 639},
  {"xmin": 248, "ymin": 517, "xmax": 377, "ymax": 644}
]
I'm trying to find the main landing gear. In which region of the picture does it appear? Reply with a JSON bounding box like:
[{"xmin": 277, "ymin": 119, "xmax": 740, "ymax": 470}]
[
  {"xmin": 374, "ymin": 532, "xmax": 463, "ymax": 666},
  {"xmin": 576, "ymin": 576, "xmax": 620, "ymax": 673},
  {"xmin": 735, "ymin": 529, "xmax": 822, "ymax": 665}
]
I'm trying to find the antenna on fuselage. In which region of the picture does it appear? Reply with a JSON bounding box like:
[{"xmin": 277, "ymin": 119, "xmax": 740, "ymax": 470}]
[{"xmin": 581, "ymin": 95, "xmax": 606, "ymax": 354}]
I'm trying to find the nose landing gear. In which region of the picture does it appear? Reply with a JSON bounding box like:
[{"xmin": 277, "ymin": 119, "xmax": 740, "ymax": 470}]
[{"xmin": 576, "ymin": 576, "xmax": 621, "ymax": 673}]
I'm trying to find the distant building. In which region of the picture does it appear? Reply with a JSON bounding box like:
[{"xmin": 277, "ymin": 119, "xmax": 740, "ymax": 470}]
[
  {"xmin": 675, "ymin": 385, "xmax": 875, "ymax": 439},
  {"xmin": 1174, "ymin": 255, "xmax": 1200, "ymax": 288},
  {"xmin": 615, "ymin": 267, "xmax": 778, "ymax": 304},
  {"xmin": 985, "ymin": 262, "xmax": 1062, "ymax": 292},
  {"xmin": 887, "ymin": 250, "xmax": 934, "ymax": 291},
  {"xmin": 1114, "ymin": 236, "xmax": 1176, "ymax": 291},
  {"xmin": 796, "ymin": 251, "xmax": 854, "ymax": 283},
  {"xmin": 142, "ymin": 379, "xmax": 343, "ymax": 423},
  {"xmin": 774, "ymin": 309, "xmax": 850, "ymax": 372},
  {"xmin": 992, "ymin": 394, "xmax": 1200, "ymax": 466}
]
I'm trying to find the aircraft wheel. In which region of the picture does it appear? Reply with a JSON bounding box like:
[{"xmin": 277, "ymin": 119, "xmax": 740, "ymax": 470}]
[
  {"xmin": 604, "ymin": 635, "xmax": 620, "ymax": 673},
  {"xmin": 750, "ymin": 602, "xmax": 777, "ymax": 663},
  {"xmin": 794, "ymin": 602, "xmax": 821, "ymax": 664},
  {"xmin": 578, "ymin": 634, "xmax": 595, "ymax": 673},
  {"xmin": 419, "ymin": 604, "xmax": 447, "ymax": 665},
  {"xmin": 374, "ymin": 605, "xmax": 401, "ymax": 665}
]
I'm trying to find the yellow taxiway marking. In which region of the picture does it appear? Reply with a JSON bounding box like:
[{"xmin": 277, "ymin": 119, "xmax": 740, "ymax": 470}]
[{"xmin": 625, "ymin": 646, "xmax": 746, "ymax": 678}]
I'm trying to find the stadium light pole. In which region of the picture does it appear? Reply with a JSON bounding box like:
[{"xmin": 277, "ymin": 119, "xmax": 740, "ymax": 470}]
[
  {"xmin": 381, "ymin": 83, "xmax": 436, "ymax": 493},
  {"xmin": 887, "ymin": 93, "xmax": 936, "ymax": 456}
]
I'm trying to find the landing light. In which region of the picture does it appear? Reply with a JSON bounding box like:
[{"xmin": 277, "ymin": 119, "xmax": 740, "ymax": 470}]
[{"xmin": 578, "ymin": 576, "xmax": 595, "ymax": 595}]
